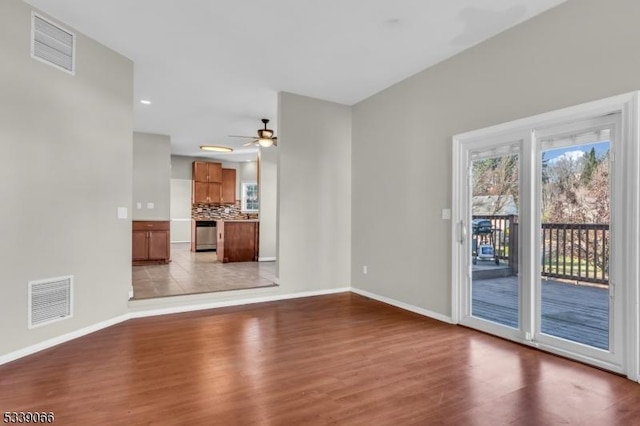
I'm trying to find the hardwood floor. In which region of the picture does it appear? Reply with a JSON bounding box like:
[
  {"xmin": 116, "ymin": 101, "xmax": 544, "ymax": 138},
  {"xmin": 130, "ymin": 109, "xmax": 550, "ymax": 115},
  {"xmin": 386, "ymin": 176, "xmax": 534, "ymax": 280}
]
[{"xmin": 1, "ymin": 293, "xmax": 639, "ymax": 425}]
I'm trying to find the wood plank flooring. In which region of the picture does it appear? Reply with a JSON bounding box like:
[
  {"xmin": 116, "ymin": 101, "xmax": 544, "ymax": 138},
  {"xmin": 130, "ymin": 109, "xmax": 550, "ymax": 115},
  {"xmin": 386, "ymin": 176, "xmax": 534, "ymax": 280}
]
[
  {"xmin": 472, "ymin": 276, "xmax": 609, "ymax": 349},
  {"xmin": 1, "ymin": 293, "xmax": 639, "ymax": 425}
]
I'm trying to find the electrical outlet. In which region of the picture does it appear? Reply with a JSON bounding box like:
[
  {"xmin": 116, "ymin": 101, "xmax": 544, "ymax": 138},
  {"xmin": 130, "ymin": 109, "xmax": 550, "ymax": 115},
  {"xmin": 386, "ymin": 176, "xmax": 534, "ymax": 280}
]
[
  {"xmin": 362, "ymin": 265, "xmax": 368, "ymax": 274},
  {"xmin": 147, "ymin": 202, "xmax": 154, "ymax": 209},
  {"xmin": 136, "ymin": 202, "xmax": 142, "ymax": 209},
  {"xmin": 441, "ymin": 208, "xmax": 451, "ymax": 220}
]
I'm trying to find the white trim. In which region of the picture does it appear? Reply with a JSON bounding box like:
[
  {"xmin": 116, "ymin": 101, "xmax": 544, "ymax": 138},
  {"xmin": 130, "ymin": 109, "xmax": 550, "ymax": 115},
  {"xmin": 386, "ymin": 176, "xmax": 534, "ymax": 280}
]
[
  {"xmin": 170, "ymin": 218, "xmax": 192, "ymax": 222},
  {"xmin": 0, "ymin": 314, "xmax": 129, "ymax": 366},
  {"xmin": 351, "ymin": 287, "xmax": 454, "ymax": 324},
  {"xmin": 258, "ymin": 257, "xmax": 276, "ymax": 262},
  {"xmin": 129, "ymin": 287, "xmax": 350, "ymax": 319},
  {"xmin": 452, "ymin": 90, "xmax": 640, "ymax": 378}
]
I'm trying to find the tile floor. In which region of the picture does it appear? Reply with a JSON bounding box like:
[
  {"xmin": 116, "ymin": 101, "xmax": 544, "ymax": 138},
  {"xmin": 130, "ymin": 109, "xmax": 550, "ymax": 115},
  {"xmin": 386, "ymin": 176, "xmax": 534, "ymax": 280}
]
[{"xmin": 132, "ymin": 243, "xmax": 277, "ymax": 299}]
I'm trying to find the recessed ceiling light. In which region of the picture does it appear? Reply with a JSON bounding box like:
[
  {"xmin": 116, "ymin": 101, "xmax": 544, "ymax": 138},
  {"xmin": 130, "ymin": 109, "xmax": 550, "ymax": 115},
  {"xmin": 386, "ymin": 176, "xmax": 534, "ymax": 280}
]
[
  {"xmin": 200, "ymin": 145, "xmax": 233, "ymax": 152},
  {"xmin": 140, "ymin": 100, "xmax": 151, "ymax": 105}
]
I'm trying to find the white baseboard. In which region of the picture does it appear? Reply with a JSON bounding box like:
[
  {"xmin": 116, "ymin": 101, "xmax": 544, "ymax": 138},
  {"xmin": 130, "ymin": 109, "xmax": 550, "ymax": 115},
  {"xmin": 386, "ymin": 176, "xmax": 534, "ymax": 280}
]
[
  {"xmin": 0, "ymin": 314, "xmax": 130, "ymax": 366},
  {"xmin": 129, "ymin": 287, "xmax": 350, "ymax": 319},
  {"xmin": 258, "ymin": 257, "xmax": 276, "ymax": 262},
  {"xmin": 351, "ymin": 287, "xmax": 454, "ymax": 324}
]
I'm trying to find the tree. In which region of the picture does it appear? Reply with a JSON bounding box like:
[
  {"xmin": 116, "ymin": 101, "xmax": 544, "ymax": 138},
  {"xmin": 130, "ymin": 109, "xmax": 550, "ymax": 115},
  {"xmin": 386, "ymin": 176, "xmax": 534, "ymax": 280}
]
[
  {"xmin": 580, "ymin": 147, "xmax": 597, "ymax": 185},
  {"xmin": 472, "ymin": 155, "xmax": 519, "ymax": 215}
]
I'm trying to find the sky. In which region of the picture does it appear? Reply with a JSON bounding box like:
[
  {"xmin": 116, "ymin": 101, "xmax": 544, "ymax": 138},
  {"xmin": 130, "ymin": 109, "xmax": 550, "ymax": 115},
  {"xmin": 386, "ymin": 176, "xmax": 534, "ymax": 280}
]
[{"xmin": 544, "ymin": 140, "xmax": 610, "ymax": 164}]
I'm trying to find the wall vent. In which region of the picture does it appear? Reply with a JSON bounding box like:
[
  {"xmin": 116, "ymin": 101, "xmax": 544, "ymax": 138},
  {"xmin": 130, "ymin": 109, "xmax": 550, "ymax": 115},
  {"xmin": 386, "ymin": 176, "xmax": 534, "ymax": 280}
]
[
  {"xmin": 31, "ymin": 12, "xmax": 75, "ymax": 75},
  {"xmin": 28, "ymin": 275, "xmax": 73, "ymax": 328}
]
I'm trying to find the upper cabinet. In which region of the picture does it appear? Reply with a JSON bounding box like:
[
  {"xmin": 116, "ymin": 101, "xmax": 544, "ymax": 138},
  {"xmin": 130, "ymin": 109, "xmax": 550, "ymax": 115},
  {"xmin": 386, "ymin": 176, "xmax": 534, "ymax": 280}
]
[
  {"xmin": 193, "ymin": 161, "xmax": 222, "ymax": 183},
  {"xmin": 192, "ymin": 161, "xmax": 236, "ymax": 205},
  {"xmin": 221, "ymin": 168, "xmax": 236, "ymax": 205}
]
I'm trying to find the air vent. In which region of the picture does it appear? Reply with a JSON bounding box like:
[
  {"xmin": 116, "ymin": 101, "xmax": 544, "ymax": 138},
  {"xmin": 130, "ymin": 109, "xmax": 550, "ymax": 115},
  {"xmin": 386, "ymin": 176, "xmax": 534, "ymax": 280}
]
[
  {"xmin": 31, "ymin": 12, "xmax": 75, "ymax": 75},
  {"xmin": 28, "ymin": 275, "xmax": 73, "ymax": 328}
]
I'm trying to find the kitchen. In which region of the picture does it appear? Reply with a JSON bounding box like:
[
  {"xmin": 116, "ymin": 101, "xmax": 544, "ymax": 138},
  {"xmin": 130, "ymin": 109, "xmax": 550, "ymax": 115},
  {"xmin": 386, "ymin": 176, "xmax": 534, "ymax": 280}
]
[{"xmin": 130, "ymin": 131, "xmax": 277, "ymax": 299}]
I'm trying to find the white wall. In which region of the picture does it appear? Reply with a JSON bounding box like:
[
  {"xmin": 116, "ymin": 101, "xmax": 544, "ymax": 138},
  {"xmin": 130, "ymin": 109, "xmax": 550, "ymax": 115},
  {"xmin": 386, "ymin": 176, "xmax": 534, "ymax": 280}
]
[
  {"xmin": 0, "ymin": 0, "xmax": 133, "ymax": 356},
  {"xmin": 278, "ymin": 92, "xmax": 352, "ymax": 290},
  {"xmin": 132, "ymin": 132, "xmax": 171, "ymax": 220},
  {"xmin": 351, "ymin": 0, "xmax": 640, "ymax": 317}
]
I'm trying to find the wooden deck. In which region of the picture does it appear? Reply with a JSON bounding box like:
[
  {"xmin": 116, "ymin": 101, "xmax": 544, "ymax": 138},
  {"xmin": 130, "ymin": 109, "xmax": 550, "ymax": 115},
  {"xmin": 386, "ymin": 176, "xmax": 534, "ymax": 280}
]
[{"xmin": 472, "ymin": 276, "xmax": 609, "ymax": 350}]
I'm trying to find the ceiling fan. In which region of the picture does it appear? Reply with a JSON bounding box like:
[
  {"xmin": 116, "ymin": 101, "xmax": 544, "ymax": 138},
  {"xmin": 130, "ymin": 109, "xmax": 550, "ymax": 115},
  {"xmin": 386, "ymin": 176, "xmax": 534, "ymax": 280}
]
[{"xmin": 229, "ymin": 118, "xmax": 278, "ymax": 147}]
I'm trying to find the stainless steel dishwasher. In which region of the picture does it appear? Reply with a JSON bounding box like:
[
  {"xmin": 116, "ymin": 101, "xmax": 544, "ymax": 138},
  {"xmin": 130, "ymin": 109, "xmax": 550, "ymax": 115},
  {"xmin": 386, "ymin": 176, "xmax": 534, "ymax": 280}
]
[{"xmin": 195, "ymin": 220, "xmax": 216, "ymax": 251}]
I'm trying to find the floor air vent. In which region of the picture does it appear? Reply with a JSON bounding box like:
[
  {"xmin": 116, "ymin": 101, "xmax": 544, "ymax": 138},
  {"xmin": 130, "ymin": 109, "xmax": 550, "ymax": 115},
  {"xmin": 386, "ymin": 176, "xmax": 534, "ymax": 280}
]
[
  {"xmin": 28, "ymin": 276, "xmax": 73, "ymax": 328},
  {"xmin": 31, "ymin": 12, "xmax": 75, "ymax": 75}
]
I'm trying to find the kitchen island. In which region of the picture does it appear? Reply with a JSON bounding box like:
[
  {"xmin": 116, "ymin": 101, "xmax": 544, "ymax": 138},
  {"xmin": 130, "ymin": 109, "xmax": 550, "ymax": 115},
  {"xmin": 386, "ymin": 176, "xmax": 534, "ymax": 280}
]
[{"xmin": 216, "ymin": 220, "xmax": 259, "ymax": 263}]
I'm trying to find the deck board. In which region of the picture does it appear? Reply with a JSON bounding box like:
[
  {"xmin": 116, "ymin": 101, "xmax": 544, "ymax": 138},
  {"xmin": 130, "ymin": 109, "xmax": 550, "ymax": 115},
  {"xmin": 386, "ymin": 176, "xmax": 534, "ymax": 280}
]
[{"xmin": 472, "ymin": 276, "xmax": 609, "ymax": 349}]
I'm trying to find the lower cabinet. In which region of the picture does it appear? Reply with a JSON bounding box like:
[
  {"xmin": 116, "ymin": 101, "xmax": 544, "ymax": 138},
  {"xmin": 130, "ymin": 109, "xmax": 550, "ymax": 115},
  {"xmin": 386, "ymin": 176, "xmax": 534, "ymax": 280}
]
[
  {"xmin": 132, "ymin": 221, "xmax": 170, "ymax": 265},
  {"xmin": 216, "ymin": 221, "xmax": 259, "ymax": 263}
]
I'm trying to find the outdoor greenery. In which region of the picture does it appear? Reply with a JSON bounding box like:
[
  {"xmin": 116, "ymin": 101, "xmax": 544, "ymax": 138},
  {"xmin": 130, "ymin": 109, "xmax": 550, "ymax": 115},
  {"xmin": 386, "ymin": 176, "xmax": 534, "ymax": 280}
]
[{"xmin": 473, "ymin": 146, "xmax": 611, "ymax": 283}]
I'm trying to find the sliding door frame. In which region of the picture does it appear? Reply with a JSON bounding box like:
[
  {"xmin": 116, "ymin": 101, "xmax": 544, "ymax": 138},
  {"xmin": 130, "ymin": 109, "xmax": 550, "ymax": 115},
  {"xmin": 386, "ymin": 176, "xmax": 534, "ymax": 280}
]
[{"xmin": 451, "ymin": 91, "xmax": 640, "ymax": 380}]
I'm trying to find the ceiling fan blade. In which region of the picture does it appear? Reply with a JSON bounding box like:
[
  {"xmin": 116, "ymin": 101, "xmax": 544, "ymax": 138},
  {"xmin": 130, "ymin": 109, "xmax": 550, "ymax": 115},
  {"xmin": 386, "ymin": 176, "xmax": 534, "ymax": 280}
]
[
  {"xmin": 243, "ymin": 140, "xmax": 257, "ymax": 147},
  {"xmin": 229, "ymin": 135, "xmax": 256, "ymax": 139}
]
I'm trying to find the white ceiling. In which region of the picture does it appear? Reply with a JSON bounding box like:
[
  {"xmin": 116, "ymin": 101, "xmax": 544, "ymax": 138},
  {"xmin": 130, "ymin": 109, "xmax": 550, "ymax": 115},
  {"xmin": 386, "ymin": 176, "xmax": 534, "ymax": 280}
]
[{"xmin": 25, "ymin": 0, "xmax": 566, "ymax": 162}]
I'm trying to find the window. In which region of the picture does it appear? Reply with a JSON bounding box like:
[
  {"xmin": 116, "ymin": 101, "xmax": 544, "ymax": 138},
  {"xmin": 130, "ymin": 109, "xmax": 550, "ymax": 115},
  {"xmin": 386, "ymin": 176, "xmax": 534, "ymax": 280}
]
[{"xmin": 241, "ymin": 182, "xmax": 259, "ymax": 212}]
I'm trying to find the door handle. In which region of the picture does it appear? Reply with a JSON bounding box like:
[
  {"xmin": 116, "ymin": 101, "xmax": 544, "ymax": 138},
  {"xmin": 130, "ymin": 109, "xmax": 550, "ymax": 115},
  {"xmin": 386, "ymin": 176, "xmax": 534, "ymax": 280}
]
[{"xmin": 458, "ymin": 220, "xmax": 467, "ymax": 244}]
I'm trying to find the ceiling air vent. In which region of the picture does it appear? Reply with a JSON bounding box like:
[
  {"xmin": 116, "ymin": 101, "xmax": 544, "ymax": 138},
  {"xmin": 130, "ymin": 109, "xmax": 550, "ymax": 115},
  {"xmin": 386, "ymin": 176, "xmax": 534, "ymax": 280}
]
[
  {"xmin": 31, "ymin": 12, "xmax": 75, "ymax": 75},
  {"xmin": 28, "ymin": 275, "xmax": 73, "ymax": 328}
]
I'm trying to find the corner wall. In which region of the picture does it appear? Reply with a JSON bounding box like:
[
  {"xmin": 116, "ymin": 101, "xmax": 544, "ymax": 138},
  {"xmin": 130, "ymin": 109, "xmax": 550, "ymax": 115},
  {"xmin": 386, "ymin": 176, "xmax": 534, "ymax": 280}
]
[
  {"xmin": 0, "ymin": 0, "xmax": 133, "ymax": 356},
  {"xmin": 351, "ymin": 0, "xmax": 640, "ymax": 316},
  {"xmin": 278, "ymin": 92, "xmax": 352, "ymax": 290}
]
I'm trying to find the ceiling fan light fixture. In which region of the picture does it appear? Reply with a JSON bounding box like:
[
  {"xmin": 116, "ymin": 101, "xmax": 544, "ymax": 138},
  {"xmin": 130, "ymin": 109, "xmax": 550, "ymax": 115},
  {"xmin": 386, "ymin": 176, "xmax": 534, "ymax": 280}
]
[
  {"xmin": 258, "ymin": 129, "xmax": 274, "ymax": 139},
  {"xmin": 200, "ymin": 145, "xmax": 233, "ymax": 152},
  {"xmin": 257, "ymin": 138, "xmax": 273, "ymax": 147}
]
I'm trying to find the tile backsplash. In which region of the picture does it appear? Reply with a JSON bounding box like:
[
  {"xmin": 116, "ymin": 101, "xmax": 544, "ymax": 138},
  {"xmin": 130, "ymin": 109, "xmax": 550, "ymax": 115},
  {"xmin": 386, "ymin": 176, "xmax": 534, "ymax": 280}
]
[{"xmin": 192, "ymin": 202, "xmax": 258, "ymax": 220}]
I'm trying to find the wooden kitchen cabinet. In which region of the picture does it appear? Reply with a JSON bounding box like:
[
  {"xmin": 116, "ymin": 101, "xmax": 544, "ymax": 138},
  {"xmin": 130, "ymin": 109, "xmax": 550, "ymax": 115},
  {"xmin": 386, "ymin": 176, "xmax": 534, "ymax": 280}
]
[
  {"xmin": 193, "ymin": 181, "xmax": 222, "ymax": 204},
  {"xmin": 192, "ymin": 161, "xmax": 223, "ymax": 204},
  {"xmin": 193, "ymin": 161, "xmax": 222, "ymax": 183},
  {"xmin": 221, "ymin": 168, "xmax": 236, "ymax": 205},
  {"xmin": 216, "ymin": 221, "xmax": 259, "ymax": 263},
  {"xmin": 132, "ymin": 221, "xmax": 170, "ymax": 265}
]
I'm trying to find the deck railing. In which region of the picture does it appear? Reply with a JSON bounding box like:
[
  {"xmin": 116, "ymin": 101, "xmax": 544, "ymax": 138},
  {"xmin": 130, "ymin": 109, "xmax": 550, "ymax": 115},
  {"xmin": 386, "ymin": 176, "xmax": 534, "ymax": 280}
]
[
  {"xmin": 472, "ymin": 215, "xmax": 609, "ymax": 285},
  {"xmin": 541, "ymin": 223, "xmax": 609, "ymax": 285}
]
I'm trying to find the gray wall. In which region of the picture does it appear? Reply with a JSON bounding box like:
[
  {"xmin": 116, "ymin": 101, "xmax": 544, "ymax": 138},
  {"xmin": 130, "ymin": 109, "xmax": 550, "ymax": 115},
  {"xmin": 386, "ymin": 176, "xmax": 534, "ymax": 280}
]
[
  {"xmin": 351, "ymin": 0, "xmax": 640, "ymax": 316},
  {"xmin": 239, "ymin": 160, "xmax": 258, "ymax": 196},
  {"xmin": 133, "ymin": 132, "xmax": 171, "ymax": 220},
  {"xmin": 0, "ymin": 0, "xmax": 133, "ymax": 356},
  {"xmin": 258, "ymin": 147, "xmax": 277, "ymax": 260},
  {"xmin": 278, "ymin": 92, "xmax": 352, "ymax": 290}
]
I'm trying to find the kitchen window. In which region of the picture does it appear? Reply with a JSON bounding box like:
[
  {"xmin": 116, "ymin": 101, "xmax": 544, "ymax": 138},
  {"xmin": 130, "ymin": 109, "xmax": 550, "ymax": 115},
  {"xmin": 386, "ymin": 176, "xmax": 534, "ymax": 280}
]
[{"xmin": 241, "ymin": 182, "xmax": 259, "ymax": 212}]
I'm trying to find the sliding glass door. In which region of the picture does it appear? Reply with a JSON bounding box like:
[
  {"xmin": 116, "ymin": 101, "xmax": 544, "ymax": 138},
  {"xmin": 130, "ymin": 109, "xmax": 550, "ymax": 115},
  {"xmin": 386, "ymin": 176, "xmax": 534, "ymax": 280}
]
[
  {"xmin": 533, "ymin": 116, "xmax": 623, "ymax": 367},
  {"xmin": 452, "ymin": 94, "xmax": 638, "ymax": 375}
]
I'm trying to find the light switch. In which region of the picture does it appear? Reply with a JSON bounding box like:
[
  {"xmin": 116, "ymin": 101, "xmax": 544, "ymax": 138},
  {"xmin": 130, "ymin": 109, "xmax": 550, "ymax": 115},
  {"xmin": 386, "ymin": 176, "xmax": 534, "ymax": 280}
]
[
  {"xmin": 441, "ymin": 208, "xmax": 451, "ymax": 220},
  {"xmin": 147, "ymin": 202, "xmax": 154, "ymax": 209},
  {"xmin": 117, "ymin": 207, "xmax": 128, "ymax": 219}
]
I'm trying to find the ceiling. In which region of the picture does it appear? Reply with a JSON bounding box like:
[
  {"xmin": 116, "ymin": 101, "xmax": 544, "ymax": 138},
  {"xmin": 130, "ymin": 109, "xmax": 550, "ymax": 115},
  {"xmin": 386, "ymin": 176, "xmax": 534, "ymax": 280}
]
[{"xmin": 24, "ymin": 0, "xmax": 566, "ymax": 162}]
